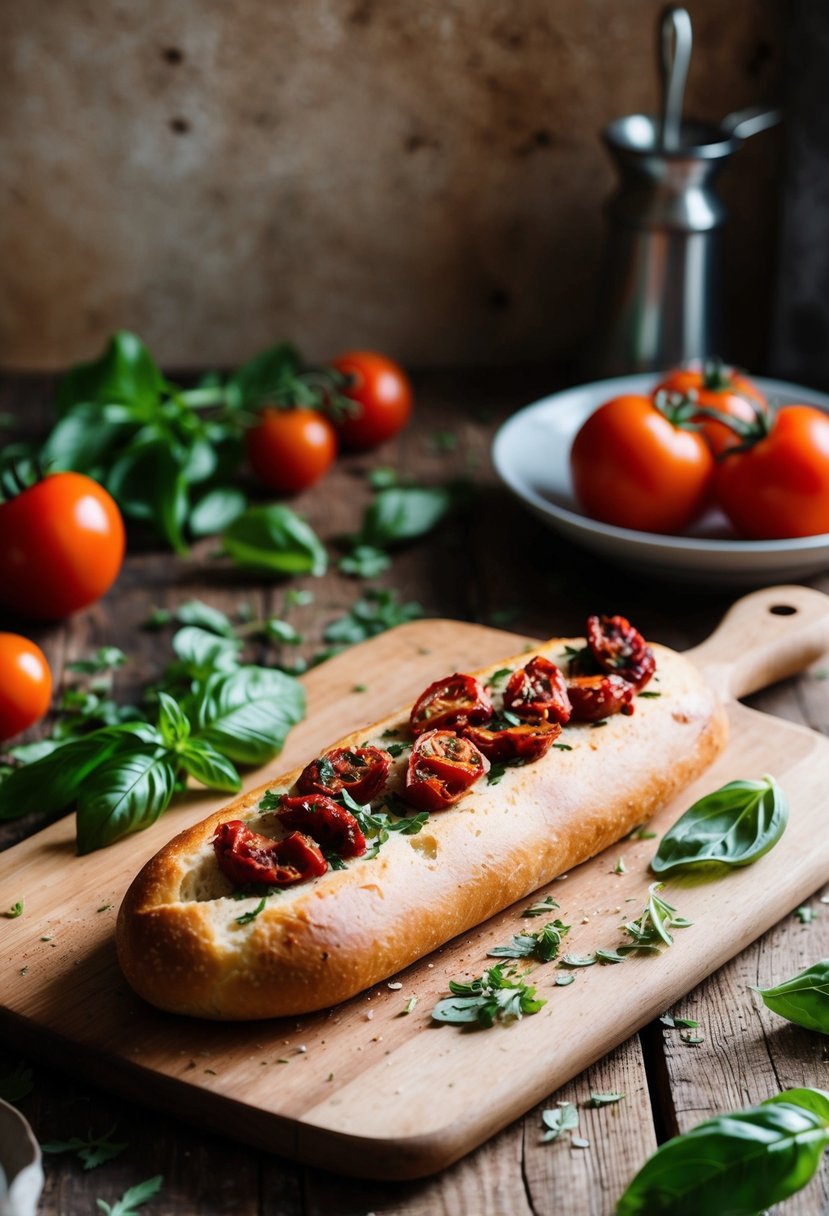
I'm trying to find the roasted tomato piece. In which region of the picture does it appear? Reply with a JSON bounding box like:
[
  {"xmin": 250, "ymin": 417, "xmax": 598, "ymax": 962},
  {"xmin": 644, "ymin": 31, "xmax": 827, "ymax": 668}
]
[
  {"xmin": 275, "ymin": 794, "xmax": 366, "ymax": 858},
  {"xmin": 213, "ymin": 820, "xmax": 327, "ymax": 887},
  {"xmin": 463, "ymin": 719, "xmax": 561, "ymax": 762},
  {"xmin": 403, "ymin": 728, "xmax": 489, "ymax": 812},
  {"xmin": 567, "ymin": 674, "xmax": 636, "ymax": 722},
  {"xmin": 409, "ymin": 673, "xmax": 492, "ymax": 736},
  {"xmin": 296, "ymin": 745, "xmax": 391, "ymax": 804},
  {"xmin": 503, "ymin": 656, "xmax": 572, "ymax": 724},
  {"xmin": 586, "ymin": 615, "xmax": 656, "ymax": 689}
]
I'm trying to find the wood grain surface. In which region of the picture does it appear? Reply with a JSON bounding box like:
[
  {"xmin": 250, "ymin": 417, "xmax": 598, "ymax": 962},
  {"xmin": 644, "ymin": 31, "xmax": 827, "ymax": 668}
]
[{"xmin": 2, "ymin": 369, "xmax": 829, "ymax": 1214}]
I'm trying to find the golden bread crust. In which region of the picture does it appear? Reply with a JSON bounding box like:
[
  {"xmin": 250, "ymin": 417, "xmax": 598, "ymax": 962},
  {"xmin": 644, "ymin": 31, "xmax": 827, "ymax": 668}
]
[{"xmin": 116, "ymin": 638, "xmax": 728, "ymax": 1019}]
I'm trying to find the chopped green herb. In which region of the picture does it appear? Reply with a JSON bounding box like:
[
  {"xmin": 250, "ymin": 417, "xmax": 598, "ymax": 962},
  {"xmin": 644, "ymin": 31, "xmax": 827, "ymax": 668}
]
[
  {"xmin": 595, "ymin": 948, "xmax": 627, "ymax": 964},
  {"xmin": 352, "ymin": 683, "xmax": 367, "ymax": 693},
  {"xmin": 96, "ymin": 1174, "xmax": 163, "ymax": 1216},
  {"xmin": 590, "ymin": 720, "xmax": 608, "ymax": 729},
  {"xmin": 338, "ymin": 544, "xmax": 391, "ymax": 579},
  {"xmin": 638, "ymin": 691, "xmax": 662, "ymax": 699},
  {"xmin": 555, "ymin": 973, "xmax": 576, "ymax": 987},
  {"xmin": 560, "ymin": 953, "xmax": 597, "ymax": 968},
  {"xmin": 540, "ymin": 1102, "xmax": 579, "ymax": 1143},
  {"xmin": 522, "ymin": 895, "xmax": 560, "ymax": 919},
  {"xmin": 487, "ymin": 762, "xmax": 508, "ymax": 786},
  {"xmin": 234, "ymin": 897, "xmax": 268, "ymax": 925},
  {"xmin": 324, "ymin": 852, "xmax": 348, "ymax": 872},
  {"xmin": 42, "ymin": 1124, "xmax": 128, "ymax": 1170},
  {"xmin": 284, "ymin": 588, "xmax": 314, "ymax": 609},
  {"xmin": 621, "ymin": 883, "xmax": 692, "ymax": 951},
  {"xmin": 796, "ymin": 905, "xmax": 815, "ymax": 925},
  {"xmin": 96, "ymin": 904, "xmax": 114, "ymax": 913},
  {"xmin": 614, "ymin": 857, "xmax": 626, "ymax": 875},
  {"xmin": 431, "ymin": 964, "xmax": 546, "ymax": 1028},
  {"xmin": 587, "ymin": 1092, "xmax": 625, "ymax": 1108},
  {"xmin": 628, "ymin": 826, "xmax": 657, "ymax": 840},
  {"xmin": 4, "ymin": 901, "xmax": 23, "ymax": 919},
  {"xmin": 553, "ymin": 742, "xmax": 573, "ymax": 751},
  {"xmin": 384, "ymin": 741, "xmax": 410, "ymax": 758},
  {"xmin": 488, "ymin": 919, "xmax": 570, "ymax": 963},
  {"xmin": 404, "ymin": 995, "xmax": 417, "ymax": 1015},
  {"xmin": 487, "ymin": 667, "xmax": 513, "ymax": 689},
  {"xmin": 660, "ymin": 1014, "xmax": 699, "ymax": 1029},
  {"xmin": 680, "ymin": 1031, "xmax": 705, "ymax": 1046}
]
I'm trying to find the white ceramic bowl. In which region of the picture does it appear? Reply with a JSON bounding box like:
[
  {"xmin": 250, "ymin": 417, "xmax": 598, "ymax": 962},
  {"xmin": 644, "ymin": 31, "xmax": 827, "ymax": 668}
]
[
  {"xmin": 492, "ymin": 373, "xmax": 829, "ymax": 585},
  {"xmin": 0, "ymin": 1099, "xmax": 43, "ymax": 1216}
]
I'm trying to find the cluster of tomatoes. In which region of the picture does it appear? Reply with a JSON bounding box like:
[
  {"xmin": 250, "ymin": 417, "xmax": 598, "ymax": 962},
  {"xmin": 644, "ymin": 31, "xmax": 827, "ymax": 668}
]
[
  {"xmin": 570, "ymin": 362, "xmax": 829, "ymax": 540},
  {"xmin": 246, "ymin": 350, "xmax": 412, "ymax": 494}
]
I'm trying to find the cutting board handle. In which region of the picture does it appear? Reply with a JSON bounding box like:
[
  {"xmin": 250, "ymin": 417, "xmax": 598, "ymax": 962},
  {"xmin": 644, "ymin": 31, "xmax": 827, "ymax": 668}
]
[{"xmin": 685, "ymin": 584, "xmax": 829, "ymax": 701}]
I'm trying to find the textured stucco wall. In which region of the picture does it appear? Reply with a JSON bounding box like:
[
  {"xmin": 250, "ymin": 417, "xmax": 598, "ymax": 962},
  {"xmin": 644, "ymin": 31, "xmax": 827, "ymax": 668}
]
[{"xmin": 0, "ymin": 0, "xmax": 784, "ymax": 369}]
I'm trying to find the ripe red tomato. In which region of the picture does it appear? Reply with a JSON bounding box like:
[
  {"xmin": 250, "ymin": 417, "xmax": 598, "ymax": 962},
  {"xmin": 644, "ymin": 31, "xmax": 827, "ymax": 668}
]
[
  {"xmin": 654, "ymin": 362, "xmax": 766, "ymax": 455},
  {"xmin": 0, "ymin": 633, "xmax": 52, "ymax": 741},
  {"xmin": 715, "ymin": 405, "xmax": 829, "ymax": 539},
  {"xmin": 331, "ymin": 351, "xmax": 412, "ymax": 451},
  {"xmin": 246, "ymin": 407, "xmax": 337, "ymax": 495},
  {"xmin": 0, "ymin": 473, "xmax": 125, "ymax": 620},
  {"xmin": 570, "ymin": 394, "xmax": 715, "ymax": 534}
]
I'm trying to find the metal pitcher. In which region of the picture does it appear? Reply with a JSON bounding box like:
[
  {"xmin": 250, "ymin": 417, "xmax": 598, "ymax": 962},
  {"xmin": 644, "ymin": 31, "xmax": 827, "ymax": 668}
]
[{"xmin": 593, "ymin": 7, "xmax": 780, "ymax": 376}]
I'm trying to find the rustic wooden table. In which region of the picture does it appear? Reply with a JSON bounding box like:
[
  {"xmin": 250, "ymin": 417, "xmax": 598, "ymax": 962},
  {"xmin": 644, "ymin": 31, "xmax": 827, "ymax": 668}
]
[{"xmin": 2, "ymin": 369, "xmax": 828, "ymax": 1215}]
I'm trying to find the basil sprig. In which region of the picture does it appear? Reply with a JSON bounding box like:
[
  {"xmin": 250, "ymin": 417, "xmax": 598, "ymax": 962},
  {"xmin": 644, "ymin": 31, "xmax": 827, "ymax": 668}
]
[
  {"xmin": 617, "ymin": 1088, "xmax": 829, "ymax": 1215},
  {"xmin": 651, "ymin": 776, "xmax": 788, "ymax": 875},
  {"xmin": 432, "ymin": 964, "xmax": 546, "ymax": 1028},
  {"xmin": 755, "ymin": 960, "xmax": 829, "ymax": 1035},
  {"xmin": 489, "ymin": 919, "xmax": 571, "ymax": 963}
]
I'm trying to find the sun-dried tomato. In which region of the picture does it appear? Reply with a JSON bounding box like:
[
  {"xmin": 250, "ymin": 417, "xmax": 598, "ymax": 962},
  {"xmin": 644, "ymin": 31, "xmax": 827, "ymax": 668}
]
[
  {"xmin": 403, "ymin": 728, "xmax": 489, "ymax": 811},
  {"xmin": 296, "ymin": 746, "xmax": 391, "ymax": 804},
  {"xmin": 213, "ymin": 820, "xmax": 327, "ymax": 888},
  {"xmin": 586, "ymin": 615, "xmax": 656, "ymax": 689},
  {"xmin": 567, "ymin": 674, "xmax": 636, "ymax": 722},
  {"xmin": 503, "ymin": 656, "xmax": 572, "ymax": 724},
  {"xmin": 409, "ymin": 673, "xmax": 492, "ymax": 736},
  {"xmin": 463, "ymin": 719, "xmax": 561, "ymax": 762},
  {"xmin": 276, "ymin": 794, "xmax": 366, "ymax": 858}
]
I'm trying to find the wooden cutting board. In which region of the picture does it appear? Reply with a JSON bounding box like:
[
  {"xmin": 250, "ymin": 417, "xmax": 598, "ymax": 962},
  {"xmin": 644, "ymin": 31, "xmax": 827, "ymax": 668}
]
[{"xmin": 2, "ymin": 585, "xmax": 829, "ymax": 1181}]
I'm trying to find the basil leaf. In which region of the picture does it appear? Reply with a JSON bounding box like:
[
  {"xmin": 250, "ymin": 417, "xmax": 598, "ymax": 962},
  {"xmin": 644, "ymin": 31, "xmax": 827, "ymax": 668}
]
[
  {"xmin": 359, "ymin": 486, "xmax": 452, "ymax": 549},
  {"xmin": 223, "ymin": 505, "xmax": 327, "ymax": 577},
  {"xmin": 617, "ymin": 1089, "xmax": 829, "ymax": 1216},
  {"xmin": 188, "ymin": 487, "xmax": 247, "ymax": 537},
  {"xmin": 106, "ymin": 438, "xmax": 190, "ymax": 553},
  {"xmin": 174, "ymin": 601, "xmax": 235, "ymax": 637},
  {"xmin": 651, "ymin": 776, "xmax": 788, "ymax": 874},
  {"xmin": 338, "ymin": 545, "xmax": 391, "ymax": 579},
  {"xmin": 191, "ymin": 666, "xmax": 305, "ymax": 764},
  {"xmin": 756, "ymin": 961, "xmax": 829, "ymax": 1035},
  {"xmin": 41, "ymin": 403, "xmax": 134, "ymax": 474},
  {"xmin": 0, "ymin": 725, "xmax": 160, "ymax": 821},
  {"xmin": 157, "ymin": 691, "xmax": 190, "ymax": 746},
  {"xmin": 224, "ymin": 343, "xmax": 302, "ymax": 410},
  {"xmin": 178, "ymin": 739, "xmax": 241, "ymax": 793},
  {"xmin": 56, "ymin": 331, "xmax": 163, "ymax": 416},
  {"xmin": 765, "ymin": 1087, "xmax": 829, "ymax": 1124},
  {"xmin": 172, "ymin": 626, "xmax": 241, "ymax": 675},
  {"xmin": 75, "ymin": 747, "xmax": 178, "ymax": 853}
]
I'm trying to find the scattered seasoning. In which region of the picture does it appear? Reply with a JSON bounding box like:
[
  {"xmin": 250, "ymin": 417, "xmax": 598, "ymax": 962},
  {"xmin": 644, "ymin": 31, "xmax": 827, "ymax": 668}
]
[
  {"xmin": 352, "ymin": 683, "xmax": 367, "ymax": 693},
  {"xmin": 326, "ymin": 1072, "xmax": 334, "ymax": 1082},
  {"xmin": 96, "ymin": 904, "xmax": 114, "ymax": 913},
  {"xmin": 40, "ymin": 936, "xmax": 52, "ymax": 942},
  {"xmin": 403, "ymin": 995, "xmax": 418, "ymax": 1015},
  {"xmin": 366, "ymin": 1010, "xmax": 374, "ymax": 1020},
  {"xmin": 276, "ymin": 1058, "xmax": 290, "ymax": 1064},
  {"xmin": 19, "ymin": 967, "xmax": 28, "ymax": 976},
  {"xmin": 796, "ymin": 906, "xmax": 815, "ymax": 925},
  {"xmin": 4, "ymin": 901, "xmax": 23, "ymax": 919},
  {"xmin": 387, "ymin": 981, "xmax": 403, "ymax": 990}
]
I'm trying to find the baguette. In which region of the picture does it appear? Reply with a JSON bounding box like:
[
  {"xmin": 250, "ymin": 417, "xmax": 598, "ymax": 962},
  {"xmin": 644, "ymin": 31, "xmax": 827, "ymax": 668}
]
[{"xmin": 116, "ymin": 635, "xmax": 727, "ymax": 1020}]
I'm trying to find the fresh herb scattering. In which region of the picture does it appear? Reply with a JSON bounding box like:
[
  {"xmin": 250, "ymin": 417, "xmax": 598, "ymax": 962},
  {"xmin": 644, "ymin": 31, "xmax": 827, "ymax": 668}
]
[
  {"xmin": 796, "ymin": 905, "xmax": 815, "ymax": 925},
  {"xmin": 755, "ymin": 960, "xmax": 829, "ymax": 1034},
  {"xmin": 42, "ymin": 1125, "xmax": 127, "ymax": 1170},
  {"xmin": 622, "ymin": 883, "xmax": 693, "ymax": 951},
  {"xmin": 3, "ymin": 901, "xmax": 23, "ymax": 919},
  {"xmin": 489, "ymin": 919, "xmax": 571, "ymax": 963},
  {"xmin": 431, "ymin": 964, "xmax": 546, "ymax": 1028},
  {"xmin": 616, "ymin": 1087, "xmax": 829, "ymax": 1216},
  {"xmin": 651, "ymin": 775, "xmax": 788, "ymax": 875},
  {"xmin": 522, "ymin": 895, "xmax": 560, "ymax": 919},
  {"xmin": 96, "ymin": 1174, "xmax": 163, "ymax": 1216},
  {"xmin": 587, "ymin": 1092, "xmax": 625, "ymax": 1108}
]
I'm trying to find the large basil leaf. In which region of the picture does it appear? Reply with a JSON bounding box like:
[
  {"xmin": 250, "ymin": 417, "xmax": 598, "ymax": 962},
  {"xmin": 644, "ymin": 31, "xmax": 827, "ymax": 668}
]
[
  {"xmin": 188, "ymin": 487, "xmax": 247, "ymax": 537},
  {"xmin": 178, "ymin": 739, "xmax": 241, "ymax": 793},
  {"xmin": 172, "ymin": 626, "xmax": 241, "ymax": 675},
  {"xmin": 56, "ymin": 331, "xmax": 164, "ymax": 417},
  {"xmin": 174, "ymin": 601, "xmax": 235, "ymax": 637},
  {"xmin": 359, "ymin": 486, "xmax": 452, "ymax": 549},
  {"xmin": 224, "ymin": 343, "xmax": 302, "ymax": 411},
  {"xmin": 222, "ymin": 505, "xmax": 327, "ymax": 577},
  {"xmin": 651, "ymin": 776, "xmax": 787, "ymax": 874},
  {"xmin": 190, "ymin": 666, "xmax": 305, "ymax": 765},
  {"xmin": 0, "ymin": 724, "xmax": 160, "ymax": 821},
  {"xmin": 75, "ymin": 747, "xmax": 178, "ymax": 854},
  {"xmin": 617, "ymin": 1089, "xmax": 829, "ymax": 1215},
  {"xmin": 107, "ymin": 438, "xmax": 189, "ymax": 552},
  {"xmin": 756, "ymin": 962, "xmax": 829, "ymax": 1035},
  {"xmin": 41, "ymin": 403, "xmax": 135, "ymax": 474}
]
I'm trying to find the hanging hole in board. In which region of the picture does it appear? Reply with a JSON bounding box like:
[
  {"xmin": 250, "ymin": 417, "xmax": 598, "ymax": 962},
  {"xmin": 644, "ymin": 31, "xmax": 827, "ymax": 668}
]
[{"xmin": 769, "ymin": 604, "xmax": 797, "ymax": 616}]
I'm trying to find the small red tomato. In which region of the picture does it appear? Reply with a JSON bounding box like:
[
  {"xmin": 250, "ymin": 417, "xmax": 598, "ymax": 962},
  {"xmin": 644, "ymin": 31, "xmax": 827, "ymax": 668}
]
[
  {"xmin": 567, "ymin": 674, "xmax": 636, "ymax": 722},
  {"xmin": 570, "ymin": 394, "xmax": 715, "ymax": 534},
  {"xmin": 0, "ymin": 472, "xmax": 125, "ymax": 620},
  {"xmin": 463, "ymin": 719, "xmax": 561, "ymax": 762},
  {"xmin": 403, "ymin": 729, "xmax": 489, "ymax": 812},
  {"xmin": 586, "ymin": 615, "xmax": 656, "ymax": 690},
  {"xmin": 331, "ymin": 351, "xmax": 412, "ymax": 451},
  {"xmin": 246, "ymin": 407, "xmax": 337, "ymax": 495},
  {"xmin": 296, "ymin": 746, "xmax": 391, "ymax": 805},
  {"xmin": 0, "ymin": 633, "xmax": 53, "ymax": 741},
  {"xmin": 655, "ymin": 361, "xmax": 766, "ymax": 456},
  {"xmin": 715, "ymin": 405, "xmax": 829, "ymax": 539},
  {"xmin": 409, "ymin": 673, "xmax": 492, "ymax": 736},
  {"xmin": 213, "ymin": 820, "xmax": 327, "ymax": 887},
  {"xmin": 275, "ymin": 794, "xmax": 366, "ymax": 858},
  {"xmin": 504, "ymin": 657, "xmax": 572, "ymax": 724}
]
